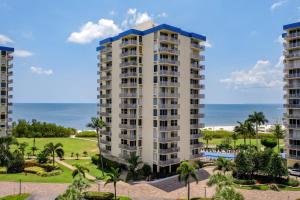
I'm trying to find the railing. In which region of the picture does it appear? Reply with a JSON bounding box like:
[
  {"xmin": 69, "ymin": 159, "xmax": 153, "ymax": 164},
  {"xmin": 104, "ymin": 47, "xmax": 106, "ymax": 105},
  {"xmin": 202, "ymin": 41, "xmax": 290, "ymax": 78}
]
[
  {"xmin": 100, "ymin": 75, "xmax": 112, "ymax": 81},
  {"xmin": 286, "ymin": 43, "xmax": 300, "ymax": 49},
  {"xmin": 100, "ymin": 103, "xmax": 111, "ymax": 108},
  {"xmin": 159, "ymin": 36, "xmax": 179, "ymax": 44},
  {"xmin": 101, "ymin": 65, "xmax": 112, "ymax": 71},
  {"xmin": 120, "ymin": 61, "xmax": 138, "ymax": 67},
  {"xmin": 287, "ymin": 124, "xmax": 300, "ymax": 128},
  {"xmin": 190, "ymin": 113, "xmax": 205, "ymax": 118},
  {"xmin": 191, "ymin": 53, "xmax": 205, "ymax": 61},
  {"xmin": 119, "ymin": 93, "xmax": 137, "ymax": 98},
  {"xmin": 159, "ymin": 82, "xmax": 179, "ymax": 87},
  {"xmin": 158, "ymin": 59, "xmax": 180, "ymax": 65},
  {"xmin": 190, "ymin": 94, "xmax": 205, "ymax": 98},
  {"xmin": 119, "ymin": 104, "xmax": 137, "ymax": 109},
  {"xmin": 158, "ymin": 70, "xmax": 179, "ymax": 76},
  {"xmin": 191, "ymin": 43, "xmax": 205, "ymax": 50},
  {"xmin": 119, "ymin": 144, "xmax": 137, "ymax": 151},
  {"xmin": 100, "ymin": 112, "xmax": 111, "ymax": 117},
  {"xmin": 158, "ymin": 158, "xmax": 180, "ymax": 166},
  {"xmin": 119, "ymin": 133, "xmax": 136, "ymax": 140},
  {"xmin": 191, "ymin": 63, "xmax": 205, "ymax": 70},
  {"xmin": 159, "ymin": 114, "xmax": 180, "ymax": 120},
  {"xmin": 159, "ymin": 126, "xmax": 180, "ymax": 131},
  {"xmin": 158, "ymin": 104, "xmax": 180, "ymax": 109},
  {"xmin": 119, "ymin": 113, "xmax": 137, "ymax": 118},
  {"xmin": 191, "ymin": 74, "xmax": 205, "ymax": 79},
  {"xmin": 120, "ymin": 72, "xmax": 137, "ymax": 78},
  {"xmin": 190, "ymin": 154, "xmax": 202, "ymax": 159},
  {"xmin": 102, "ymin": 56, "xmax": 112, "ymax": 62},
  {"xmin": 284, "ymin": 84, "xmax": 300, "ymax": 89},
  {"xmin": 159, "ymin": 147, "xmax": 180, "ymax": 154},
  {"xmin": 190, "ymin": 143, "xmax": 203, "ymax": 148},
  {"xmin": 100, "ymin": 139, "xmax": 111, "ymax": 145},
  {"xmin": 158, "ymin": 93, "xmax": 179, "ymax": 98},
  {"xmin": 287, "ymin": 32, "xmax": 300, "ymax": 39},
  {"xmin": 119, "ymin": 83, "xmax": 137, "ymax": 87},
  {"xmin": 284, "ymin": 94, "xmax": 300, "ymax": 98},
  {"xmin": 190, "ymin": 133, "xmax": 202, "ymax": 139},
  {"xmin": 284, "ymin": 104, "xmax": 300, "ymax": 108},
  {"xmin": 158, "ymin": 47, "xmax": 179, "ymax": 54},
  {"xmin": 285, "ymin": 53, "xmax": 300, "ymax": 59},
  {"xmin": 158, "ymin": 136, "xmax": 180, "ymax": 142},
  {"xmin": 100, "ymin": 94, "xmax": 112, "ymax": 98},
  {"xmin": 101, "ymin": 130, "xmax": 112, "ymax": 136},
  {"xmin": 101, "ymin": 85, "xmax": 112, "ymax": 90},
  {"xmin": 101, "ymin": 47, "xmax": 112, "ymax": 53},
  {"xmin": 120, "ymin": 51, "xmax": 137, "ymax": 57},
  {"xmin": 190, "ymin": 104, "xmax": 205, "ymax": 108},
  {"xmin": 190, "ymin": 123, "xmax": 205, "ymax": 129},
  {"xmin": 119, "ymin": 124, "xmax": 137, "ymax": 129},
  {"xmin": 120, "ymin": 40, "xmax": 138, "ymax": 47}
]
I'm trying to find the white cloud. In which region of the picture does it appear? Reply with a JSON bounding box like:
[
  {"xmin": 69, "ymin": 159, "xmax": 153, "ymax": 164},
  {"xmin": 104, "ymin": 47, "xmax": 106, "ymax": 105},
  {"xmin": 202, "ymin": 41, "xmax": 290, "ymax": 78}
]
[
  {"xmin": 270, "ymin": 0, "xmax": 287, "ymax": 11},
  {"xmin": 67, "ymin": 19, "xmax": 122, "ymax": 44},
  {"xmin": 220, "ymin": 57, "xmax": 284, "ymax": 89},
  {"xmin": 204, "ymin": 40, "xmax": 212, "ymax": 48},
  {"xmin": 122, "ymin": 8, "xmax": 152, "ymax": 28},
  {"xmin": 275, "ymin": 35, "xmax": 285, "ymax": 44},
  {"xmin": 30, "ymin": 66, "xmax": 53, "ymax": 75},
  {"xmin": 0, "ymin": 34, "xmax": 13, "ymax": 44},
  {"xmin": 14, "ymin": 50, "xmax": 33, "ymax": 58},
  {"xmin": 157, "ymin": 12, "xmax": 168, "ymax": 18}
]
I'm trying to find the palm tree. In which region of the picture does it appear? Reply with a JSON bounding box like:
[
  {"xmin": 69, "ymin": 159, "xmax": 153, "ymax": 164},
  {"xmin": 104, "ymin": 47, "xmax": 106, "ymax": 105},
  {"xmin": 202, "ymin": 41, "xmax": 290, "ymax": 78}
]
[
  {"xmin": 72, "ymin": 164, "xmax": 90, "ymax": 178},
  {"xmin": 248, "ymin": 112, "xmax": 268, "ymax": 148},
  {"xmin": 214, "ymin": 157, "xmax": 234, "ymax": 175},
  {"xmin": 0, "ymin": 136, "xmax": 17, "ymax": 166},
  {"xmin": 271, "ymin": 123, "xmax": 284, "ymax": 153},
  {"xmin": 18, "ymin": 142, "xmax": 28, "ymax": 158},
  {"xmin": 127, "ymin": 154, "xmax": 142, "ymax": 180},
  {"xmin": 177, "ymin": 161, "xmax": 198, "ymax": 200},
  {"xmin": 203, "ymin": 133, "xmax": 213, "ymax": 149},
  {"xmin": 86, "ymin": 117, "xmax": 106, "ymax": 169},
  {"xmin": 43, "ymin": 142, "xmax": 64, "ymax": 167},
  {"xmin": 231, "ymin": 132, "xmax": 238, "ymax": 149},
  {"xmin": 244, "ymin": 120, "xmax": 255, "ymax": 146},
  {"xmin": 104, "ymin": 167, "xmax": 121, "ymax": 200},
  {"xmin": 234, "ymin": 122, "xmax": 247, "ymax": 145},
  {"xmin": 30, "ymin": 146, "xmax": 38, "ymax": 156}
]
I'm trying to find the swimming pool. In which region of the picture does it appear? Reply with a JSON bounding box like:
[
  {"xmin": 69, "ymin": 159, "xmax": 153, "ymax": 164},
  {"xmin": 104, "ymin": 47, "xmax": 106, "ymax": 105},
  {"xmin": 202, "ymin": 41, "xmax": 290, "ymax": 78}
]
[{"xmin": 202, "ymin": 152, "xmax": 236, "ymax": 159}]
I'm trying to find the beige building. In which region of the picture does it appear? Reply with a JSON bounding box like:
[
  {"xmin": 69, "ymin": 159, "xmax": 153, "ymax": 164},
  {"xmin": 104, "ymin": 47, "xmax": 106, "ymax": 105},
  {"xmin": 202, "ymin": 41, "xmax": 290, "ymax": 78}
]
[
  {"xmin": 0, "ymin": 46, "xmax": 14, "ymax": 137},
  {"xmin": 283, "ymin": 22, "xmax": 300, "ymax": 167},
  {"xmin": 97, "ymin": 22, "xmax": 205, "ymax": 175}
]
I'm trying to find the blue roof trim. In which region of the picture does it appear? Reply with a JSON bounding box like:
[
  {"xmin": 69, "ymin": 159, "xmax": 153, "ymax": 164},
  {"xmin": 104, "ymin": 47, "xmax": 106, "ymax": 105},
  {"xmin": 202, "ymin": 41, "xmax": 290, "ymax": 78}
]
[
  {"xmin": 0, "ymin": 46, "xmax": 14, "ymax": 52},
  {"xmin": 98, "ymin": 23, "xmax": 206, "ymax": 47},
  {"xmin": 96, "ymin": 46, "xmax": 105, "ymax": 51},
  {"xmin": 282, "ymin": 33, "xmax": 287, "ymax": 38},
  {"xmin": 283, "ymin": 22, "xmax": 300, "ymax": 30}
]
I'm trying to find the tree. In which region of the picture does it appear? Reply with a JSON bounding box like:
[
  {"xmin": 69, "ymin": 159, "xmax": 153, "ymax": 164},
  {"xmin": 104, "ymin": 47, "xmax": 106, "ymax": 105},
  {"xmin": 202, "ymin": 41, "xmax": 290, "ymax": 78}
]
[
  {"xmin": 235, "ymin": 150, "xmax": 255, "ymax": 178},
  {"xmin": 234, "ymin": 122, "xmax": 247, "ymax": 145},
  {"xmin": 244, "ymin": 120, "xmax": 255, "ymax": 146},
  {"xmin": 231, "ymin": 132, "xmax": 238, "ymax": 149},
  {"xmin": 214, "ymin": 157, "xmax": 234, "ymax": 175},
  {"xmin": 214, "ymin": 186, "xmax": 244, "ymax": 200},
  {"xmin": 104, "ymin": 167, "xmax": 121, "ymax": 200},
  {"xmin": 267, "ymin": 153, "xmax": 288, "ymax": 179},
  {"xmin": 86, "ymin": 117, "xmax": 106, "ymax": 170},
  {"xmin": 271, "ymin": 123, "xmax": 284, "ymax": 152},
  {"xmin": 18, "ymin": 142, "xmax": 28, "ymax": 158},
  {"xmin": 43, "ymin": 142, "xmax": 64, "ymax": 167},
  {"xmin": 141, "ymin": 164, "xmax": 152, "ymax": 180},
  {"xmin": 127, "ymin": 155, "xmax": 143, "ymax": 180},
  {"xmin": 58, "ymin": 175, "xmax": 90, "ymax": 200},
  {"xmin": 248, "ymin": 112, "xmax": 268, "ymax": 148},
  {"xmin": 0, "ymin": 136, "xmax": 17, "ymax": 166},
  {"xmin": 177, "ymin": 161, "xmax": 198, "ymax": 200},
  {"xmin": 203, "ymin": 133, "xmax": 213, "ymax": 149},
  {"xmin": 261, "ymin": 138, "xmax": 277, "ymax": 149},
  {"xmin": 72, "ymin": 164, "xmax": 90, "ymax": 178}
]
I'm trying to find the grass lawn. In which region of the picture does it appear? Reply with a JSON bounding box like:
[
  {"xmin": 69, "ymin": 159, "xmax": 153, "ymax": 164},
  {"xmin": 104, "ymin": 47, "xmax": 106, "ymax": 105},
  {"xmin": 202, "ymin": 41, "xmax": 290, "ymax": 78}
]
[
  {"xmin": 64, "ymin": 159, "xmax": 109, "ymax": 180},
  {"xmin": 76, "ymin": 137, "xmax": 97, "ymax": 141},
  {"xmin": 15, "ymin": 137, "xmax": 98, "ymax": 157},
  {"xmin": 0, "ymin": 194, "xmax": 30, "ymax": 200},
  {"xmin": 0, "ymin": 163, "xmax": 73, "ymax": 183},
  {"xmin": 199, "ymin": 138, "xmax": 284, "ymax": 151},
  {"xmin": 235, "ymin": 184, "xmax": 300, "ymax": 191}
]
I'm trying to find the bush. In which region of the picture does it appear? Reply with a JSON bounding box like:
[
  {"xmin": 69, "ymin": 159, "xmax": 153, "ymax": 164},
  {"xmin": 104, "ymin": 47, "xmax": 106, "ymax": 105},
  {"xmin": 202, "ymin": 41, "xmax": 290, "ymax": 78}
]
[
  {"xmin": 92, "ymin": 155, "xmax": 126, "ymax": 170},
  {"xmin": 84, "ymin": 191, "xmax": 114, "ymax": 200},
  {"xmin": 24, "ymin": 166, "xmax": 44, "ymax": 174},
  {"xmin": 7, "ymin": 152, "xmax": 24, "ymax": 173},
  {"xmin": 233, "ymin": 178, "xmax": 256, "ymax": 185},
  {"xmin": 76, "ymin": 131, "xmax": 97, "ymax": 137},
  {"xmin": 261, "ymin": 138, "xmax": 277, "ymax": 149},
  {"xmin": 37, "ymin": 151, "xmax": 48, "ymax": 164},
  {"xmin": 0, "ymin": 167, "xmax": 7, "ymax": 174},
  {"xmin": 38, "ymin": 170, "xmax": 62, "ymax": 177},
  {"xmin": 283, "ymin": 178, "xmax": 300, "ymax": 187},
  {"xmin": 117, "ymin": 196, "xmax": 132, "ymax": 200},
  {"xmin": 194, "ymin": 160, "xmax": 204, "ymax": 169},
  {"xmin": 269, "ymin": 184, "xmax": 280, "ymax": 191}
]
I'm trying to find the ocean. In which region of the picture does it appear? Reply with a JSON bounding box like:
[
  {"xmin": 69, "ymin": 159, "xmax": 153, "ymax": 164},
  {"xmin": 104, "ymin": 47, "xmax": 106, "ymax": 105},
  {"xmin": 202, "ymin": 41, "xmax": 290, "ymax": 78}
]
[{"xmin": 12, "ymin": 103, "xmax": 284, "ymax": 130}]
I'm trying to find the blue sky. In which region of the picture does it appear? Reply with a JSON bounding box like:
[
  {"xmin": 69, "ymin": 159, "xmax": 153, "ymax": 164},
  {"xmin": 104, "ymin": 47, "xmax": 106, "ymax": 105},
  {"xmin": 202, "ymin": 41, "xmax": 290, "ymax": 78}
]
[{"xmin": 0, "ymin": 0, "xmax": 298, "ymax": 103}]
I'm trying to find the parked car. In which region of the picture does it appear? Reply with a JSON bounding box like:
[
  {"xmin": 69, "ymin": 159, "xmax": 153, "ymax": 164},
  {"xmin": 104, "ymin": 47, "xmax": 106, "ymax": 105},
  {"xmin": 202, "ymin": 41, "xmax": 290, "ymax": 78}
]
[{"xmin": 288, "ymin": 168, "xmax": 300, "ymax": 176}]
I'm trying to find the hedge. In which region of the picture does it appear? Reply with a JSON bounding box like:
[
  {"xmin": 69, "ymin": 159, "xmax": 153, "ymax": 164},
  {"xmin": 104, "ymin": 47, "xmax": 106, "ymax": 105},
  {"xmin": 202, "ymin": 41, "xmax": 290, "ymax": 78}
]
[
  {"xmin": 233, "ymin": 178, "xmax": 256, "ymax": 185},
  {"xmin": 76, "ymin": 131, "xmax": 97, "ymax": 137},
  {"xmin": 24, "ymin": 166, "xmax": 62, "ymax": 177},
  {"xmin": 84, "ymin": 192, "xmax": 114, "ymax": 200},
  {"xmin": 202, "ymin": 129, "xmax": 279, "ymax": 139},
  {"xmin": 0, "ymin": 167, "xmax": 7, "ymax": 174}
]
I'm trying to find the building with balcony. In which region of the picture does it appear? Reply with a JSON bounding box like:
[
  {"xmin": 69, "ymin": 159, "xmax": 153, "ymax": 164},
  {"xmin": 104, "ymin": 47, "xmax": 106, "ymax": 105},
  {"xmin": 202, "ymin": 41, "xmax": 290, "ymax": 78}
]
[
  {"xmin": 96, "ymin": 21, "xmax": 205, "ymax": 175},
  {"xmin": 0, "ymin": 46, "xmax": 14, "ymax": 137},
  {"xmin": 283, "ymin": 22, "xmax": 300, "ymax": 166}
]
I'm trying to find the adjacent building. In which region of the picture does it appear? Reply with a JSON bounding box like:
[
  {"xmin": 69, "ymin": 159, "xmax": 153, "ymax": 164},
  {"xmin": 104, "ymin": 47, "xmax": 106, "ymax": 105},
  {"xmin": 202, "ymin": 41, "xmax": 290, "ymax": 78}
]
[
  {"xmin": 283, "ymin": 22, "xmax": 300, "ymax": 166},
  {"xmin": 0, "ymin": 46, "xmax": 14, "ymax": 137},
  {"xmin": 97, "ymin": 21, "xmax": 206, "ymax": 175}
]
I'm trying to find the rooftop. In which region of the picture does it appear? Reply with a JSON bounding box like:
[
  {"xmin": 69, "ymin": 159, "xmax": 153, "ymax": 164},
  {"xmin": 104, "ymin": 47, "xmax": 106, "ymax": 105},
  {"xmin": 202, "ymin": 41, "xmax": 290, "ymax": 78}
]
[
  {"xmin": 0, "ymin": 46, "xmax": 14, "ymax": 52},
  {"xmin": 283, "ymin": 21, "xmax": 300, "ymax": 30}
]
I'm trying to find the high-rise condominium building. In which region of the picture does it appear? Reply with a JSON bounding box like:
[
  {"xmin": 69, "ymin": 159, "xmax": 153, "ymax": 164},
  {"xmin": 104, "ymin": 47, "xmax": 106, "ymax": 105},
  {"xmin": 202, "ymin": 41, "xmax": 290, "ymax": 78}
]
[
  {"xmin": 283, "ymin": 22, "xmax": 300, "ymax": 166},
  {"xmin": 0, "ymin": 46, "xmax": 14, "ymax": 137},
  {"xmin": 97, "ymin": 22, "xmax": 205, "ymax": 174}
]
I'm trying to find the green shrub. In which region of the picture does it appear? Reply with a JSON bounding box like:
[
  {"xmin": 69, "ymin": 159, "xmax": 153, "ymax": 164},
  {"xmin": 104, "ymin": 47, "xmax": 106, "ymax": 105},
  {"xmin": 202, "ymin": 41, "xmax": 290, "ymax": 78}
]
[
  {"xmin": 284, "ymin": 178, "xmax": 300, "ymax": 187},
  {"xmin": 84, "ymin": 191, "xmax": 114, "ymax": 200},
  {"xmin": 194, "ymin": 160, "xmax": 204, "ymax": 169},
  {"xmin": 0, "ymin": 167, "xmax": 7, "ymax": 174},
  {"xmin": 37, "ymin": 151, "xmax": 48, "ymax": 164},
  {"xmin": 269, "ymin": 184, "xmax": 280, "ymax": 191},
  {"xmin": 261, "ymin": 138, "xmax": 277, "ymax": 149},
  {"xmin": 38, "ymin": 170, "xmax": 62, "ymax": 177},
  {"xmin": 117, "ymin": 196, "xmax": 132, "ymax": 200},
  {"xmin": 7, "ymin": 152, "xmax": 24, "ymax": 173},
  {"xmin": 76, "ymin": 131, "xmax": 97, "ymax": 137},
  {"xmin": 233, "ymin": 178, "xmax": 256, "ymax": 185},
  {"xmin": 24, "ymin": 166, "xmax": 44, "ymax": 174}
]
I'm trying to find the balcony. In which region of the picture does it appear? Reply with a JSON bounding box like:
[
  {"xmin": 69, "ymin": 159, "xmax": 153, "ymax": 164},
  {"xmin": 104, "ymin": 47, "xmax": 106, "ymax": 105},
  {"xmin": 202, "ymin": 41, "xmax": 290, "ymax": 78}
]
[
  {"xmin": 119, "ymin": 124, "xmax": 137, "ymax": 129},
  {"xmin": 100, "ymin": 147, "xmax": 111, "ymax": 154},
  {"xmin": 158, "ymin": 158, "xmax": 180, "ymax": 166},
  {"xmin": 158, "ymin": 104, "xmax": 180, "ymax": 109},
  {"xmin": 158, "ymin": 70, "xmax": 179, "ymax": 76},
  {"xmin": 191, "ymin": 84, "xmax": 205, "ymax": 89},
  {"xmin": 159, "ymin": 36, "xmax": 179, "ymax": 44},
  {"xmin": 119, "ymin": 93, "xmax": 137, "ymax": 98},
  {"xmin": 191, "ymin": 63, "xmax": 205, "ymax": 70},
  {"xmin": 190, "ymin": 133, "xmax": 202, "ymax": 139},
  {"xmin": 159, "ymin": 147, "xmax": 180, "ymax": 154},
  {"xmin": 119, "ymin": 144, "xmax": 137, "ymax": 151},
  {"xmin": 190, "ymin": 113, "xmax": 205, "ymax": 118},
  {"xmin": 100, "ymin": 75, "xmax": 112, "ymax": 81},
  {"xmin": 285, "ymin": 42, "xmax": 300, "ymax": 49},
  {"xmin": 120, "ymin": 61, "xmax": 138, "ymax": 67},
  {"xmin": 158, "ymin": 136, "xmax": 180, "ymax": 142},
  {"xmin": 100, "ymin": 103, "xmax": 111, "ymax": 108},
  {"xmin": 190, "ymin": 123, "xmax": 205, "ymax": 129},
  {"xmin": 285, "ymin": 53, "xmax": 300, "ymax": 60},
  {"xmin": 102, "ymin": 56, "xmax": 112, "ymax": 62},
  {"xmin": 120, "ymin": 40, "xmax": 138, "ymax": 47},
  {"xmin": 284, "ymin": 104, "xmax": 300, "ymax": 109},
  {"xmin": 8, "ymin": 87, "xmax": 13, "ymax": 91},
  {"xmin": 191, "ymin": 43, "xmax": 205, "ymax": 50},
  {"xmin": 191, "ymin": 74, "xmax": 205, "ymax": 80},
  {"xmin": 190, "ymin": 104, "xmax": 205, "ymax": 109},
  {"xmin": 119, "ymin": 83, "xmax": 138, "ymax": 88},
  {"xmin": 119, "ymin": 133, "xmax": 136, "ymax": 140},
  {"xmin": 120, "ymin": 72, "xmax": 137, "ymax": 78},
  {"xmin": 158, "ymin": 47, "xmax": 179, "ymax": 55},
  {"xmin": 101, "ymin": 130, "xmax": 112, "ymax": 136},
  {"xmin": 286, "ymin": 32, "xmax": 300, "ymax": 39},
  {"xmin": 101, "ymin": 46, "xmax": 112, "ymax": 53},
  {"xmin": 285, "ymin": 114, "xmax": 300, "ymax": 119},
  {"xmin": 284, "ymin": 83, "xmax": 300, "ymax": 89},
  {"xmin": 158, "ymin": 59, "xmax": 179, "ymax": 65},
  {"xmin": 100, "ymin": 94, "xmax": 112, "ymax": 98},
  {"xmin": 119, "ymin": 113, "xmax": 137, "ymax": 118},
  {"xmin": 284, "ymin": 94, "xmax": 300, "ymax": 98},
  {"xmin": 190, "ymin": 94, "xmax": 205, "ymax": 98},
  {"xmin": 100, "ymin": 139, "xmax": 111, "ymax": 145},
  {"xmin": 287, "ymin": 124, "xmax": 300, "ymax": 129},
  {"xmin": 119, "ymin": 104, "xmax": 137, "ymax": 109},
  {"xmin": 101, "ymin": 65, "xmax": 112, "ymax": 71},
  {"xmin": 190, "ymin": 143, "xmax": 203, "ymax": 148},
  {"xmin": 120, "ymin": 51, "xmax": 137, "ymax": 58},
  {"xmin": 101, "ymin": 85, "xmax": 112, "ymax": 90},
  {"xmin": 100, "ymin": 112, "xmax": 111, "ymax": 117},
  {"xmin": 159, "ymin": 82, "xmax": 179, "ymax": 87},
  {"xmin": 159, "ymin": 126, "xmax": 180, "ymax": 131},
  {"xmin": 287, "ymin": 144, "xmax": 300, "ymax": 149},
  {"xmin": 158, "ymin": 92, "xmax": 179, "ymax": 98},
  {"xmin": 190, "ymin": 154, "xmax": 202, "ymax": 159},
  {"xmin": 159, "ymin": 114, "xmax": 180, "ymax": 120},
  {"xmin": 191, "ymin": 53, "xmax": 205, "ymax": 61}
]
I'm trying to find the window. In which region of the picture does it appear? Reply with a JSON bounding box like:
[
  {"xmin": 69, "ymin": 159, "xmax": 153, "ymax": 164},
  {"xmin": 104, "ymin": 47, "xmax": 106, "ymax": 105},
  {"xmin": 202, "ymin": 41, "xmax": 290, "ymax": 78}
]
[
  {"xmin": 153, "ymin": 98, "xmax": 157, "ymax": 105},
  {"xmin": 154, "ymin": 54, "xmax": 158, "ymax": 61},
  {"xmin": 153, "ymin": 109, "xmax": 157, "ymax": 116},
  {"xmin": 154, "ymin": 65, "xmax": 157, "ymax": 72},
  {"xmin": 153, "ymin": 76, "xmax": 157, "ymax": 83},
  {"xmin": 153, "ymin": 120, "xmax": 157, "ymax": 127}
]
